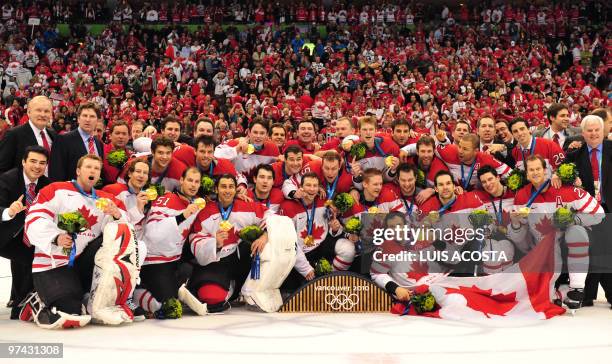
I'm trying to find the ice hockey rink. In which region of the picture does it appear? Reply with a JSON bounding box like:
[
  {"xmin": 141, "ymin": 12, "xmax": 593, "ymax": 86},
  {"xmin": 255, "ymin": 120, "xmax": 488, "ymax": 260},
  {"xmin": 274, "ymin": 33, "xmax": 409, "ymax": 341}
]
[{"xmin": 1, "ymin": 260, "xmax": 611, "ymax": 364}]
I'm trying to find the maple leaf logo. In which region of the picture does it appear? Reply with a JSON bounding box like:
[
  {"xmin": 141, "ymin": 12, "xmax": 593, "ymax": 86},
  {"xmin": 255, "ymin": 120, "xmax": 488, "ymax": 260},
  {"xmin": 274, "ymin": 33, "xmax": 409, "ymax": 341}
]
[
  {"xmin": 407, "ymin": 259, "xmax": 429, "ymax": 281},
  {"xmin": 445, "ymin": 285, "xmax": 518, "ymax": 318},
  {"xmin": 180, "ymin": 228, "xmax": 190, "ymax": 240},
  {"xmin": 77, "ymin": 205, "xmax": 98, "ymax": 228},
  {"xmin": 535, "ymin": 215, "xmax": 555, "ymax": 237},
  {"xmin": 300, "ymin": 224, "xmax": 325, "ymax": 240}
]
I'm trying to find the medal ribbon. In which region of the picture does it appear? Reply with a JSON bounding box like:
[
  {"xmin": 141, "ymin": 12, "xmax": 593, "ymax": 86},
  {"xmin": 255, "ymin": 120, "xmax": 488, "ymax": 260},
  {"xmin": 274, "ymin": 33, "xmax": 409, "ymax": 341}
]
[
  {"xmin": 301, "ymin": 199, "xmax": 317, "ymax": 236},
  {"xmin": 460, "ymin": 160, "xmax": 477, "ymax": 190},
  {"xmin": 218, "ymin": 202, "xmax": 234, "ymax": 221},
  {"xmin": 70, "ymin": 180, "xmax": 100, "ymax": 267},
  {"xmin": 526, "ymin": 179, "xmax": 550, "ymax": 208},
  {"xmin": 437, "ymin": 196, "xmax": 456, "ymax": 216}
]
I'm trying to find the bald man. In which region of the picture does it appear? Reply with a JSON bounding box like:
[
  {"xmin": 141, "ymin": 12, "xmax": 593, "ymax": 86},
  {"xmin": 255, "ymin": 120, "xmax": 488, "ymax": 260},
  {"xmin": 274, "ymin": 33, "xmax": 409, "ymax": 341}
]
[{"xmin": 0, "ymin": 96, "xmax": 56, "ymax": 173}]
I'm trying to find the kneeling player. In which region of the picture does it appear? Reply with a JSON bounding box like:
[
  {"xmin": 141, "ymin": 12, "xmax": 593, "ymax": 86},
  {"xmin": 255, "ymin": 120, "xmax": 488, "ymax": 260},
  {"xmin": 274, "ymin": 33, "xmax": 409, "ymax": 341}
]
[
  {"xmin": 22, "ymin": 155, "xmax": 131, "ymax": 329},
  {"xmin": 188, "ymin": 174, "xmax": 271, "ymax": 312},
  {"xmin": 280, "ymin": 172, "xmax": 355, "ymax": 288}
]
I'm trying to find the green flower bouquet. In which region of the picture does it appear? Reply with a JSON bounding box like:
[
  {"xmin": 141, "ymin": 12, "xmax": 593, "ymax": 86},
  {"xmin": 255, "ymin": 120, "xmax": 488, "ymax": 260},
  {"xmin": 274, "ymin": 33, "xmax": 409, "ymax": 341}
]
[
  {"xmin": 468, "ymin": 209, "xmax": 494, "ymax": 229},
  {"xmin": 344, "ymin": 217, "xmax": 362, "ymax": 234},
  {"xmin": 107, "ymin": 149, "xmax": 128, "ymax": 168},
  {"xmin": 332, "ymin": 192, "xmax": 355, "ymax": 214},
  {"xmin": 416, "ymin": 168, "xmax": 426, "ymax": 188},
  {"xmin": 57, "ymin": 211, "xmax": 90, "ymax": 257},
  {"xmin": 314, "ymin": 258, "xmax": 333, "ymax": 277},
  {"xmin": 201, "ymin": 175, "xmax": 215, "ymax": 196},
  {"xmin": 349, "ymin": 142, "xmax": 367, "ymax": 160},
  {"xmin": 411, "ymin": 285, "xmax": 437, "ymax": 314},
  {"xmin": 557, "ymin": 162, "xmax": 579, "ymax": 185},
  {"xmin": 553, "ymin": 206, "xmax": 576, "ymax": 230},
  {"xmin": 507, "ymin": 168, "xmax": 527, "ymax": 192},
  {"xmin": 239, "ymin": 225, "xmax": 264, "ymax": 246}
]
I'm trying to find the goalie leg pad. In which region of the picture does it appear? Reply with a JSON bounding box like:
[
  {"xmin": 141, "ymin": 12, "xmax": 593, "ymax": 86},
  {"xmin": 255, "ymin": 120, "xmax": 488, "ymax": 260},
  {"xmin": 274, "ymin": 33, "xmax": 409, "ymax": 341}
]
[
  {"xmin": 564, "ymin": 225, "xmax": 589, "ymax": 289},
  {"xmin": 241, "ymin": 215, "xmax": 297, "ymax": 312},
  {"xmin": 88, "ymin": 222, "xmax": 138, "ymax": 325},
  {"xmin": 332, "ymin": 238, "xmax": 355, "ymax": 271}
]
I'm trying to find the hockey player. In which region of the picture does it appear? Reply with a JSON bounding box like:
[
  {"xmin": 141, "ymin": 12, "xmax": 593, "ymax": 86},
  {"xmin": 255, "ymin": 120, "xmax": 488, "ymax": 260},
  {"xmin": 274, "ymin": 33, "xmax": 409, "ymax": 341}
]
[
  {"xmin": 284, "ymin": 151, "xmax": 353, "ymax": 201},
  {"xmin": 349, "ymin": 116, "xmax": 400, "ymax": 177},
  {"xmin": 280, "ymin": 172, "xmax": 355, "ymax": 286},
  {"xmin": 213, "ymin": 118, "xmax": 280, "ymax": 178},
  {"xmin": 23, "ymin": 155, "xmax": 129, "ymax": 329},
  {"xmin": 389, "ymin": 163, "xmax": 423, "ymax": 219},
  {"xmin": 135, "ymin": 167, "xmax": 205, "ymax": 319},
  {"xmin": 272, "ymin": 145, "xmax": 307, "ymax": 191},
  {"xmin": 509, "ymin": 117, "xmax": 565, "ymax": 176},
  {"xmin": 473, "ymin": 166, "xmax": 516, "ymax": 273},
  {"xmin": 435, "ymin": 134, "xmax": 511, "ymax": 191},
  {"xmin": 102, "ymin": 159, "xmax": 150, "ymax": 237},
  {"xmin": 194, "ymin": 135, "xmax": 248, "ymax": 195},
  {"xmin": 188, "ymin": 174, "xmax": 271, "ymax": 312},
  {"xmin": 121, "ymin": 136, "xmax": 187, "ymax": 193},
  {"xmin": 248, "ymin": 164, "xmax": 284, "ymax": 213},
  {"xmin": 509, "ymin": 155, "xmax": 604, "ymax": 312}
]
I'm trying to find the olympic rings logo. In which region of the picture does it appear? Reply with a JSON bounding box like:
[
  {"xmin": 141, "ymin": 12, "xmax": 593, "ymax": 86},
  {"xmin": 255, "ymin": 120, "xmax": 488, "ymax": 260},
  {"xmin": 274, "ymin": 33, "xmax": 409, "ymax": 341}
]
[{"xmin": 324, "ymin": 293, "xmax": 359, "ymax": 310}]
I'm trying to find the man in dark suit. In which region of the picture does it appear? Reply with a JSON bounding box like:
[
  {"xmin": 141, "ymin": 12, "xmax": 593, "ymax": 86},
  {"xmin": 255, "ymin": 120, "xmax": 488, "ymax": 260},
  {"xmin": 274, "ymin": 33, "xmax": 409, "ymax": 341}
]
[
  {"xmin": 0, "ymin": 96, "xmax": 56, "ymax": 173},
  {"xmin": 0, "ymin": 146, "xmax": 51, "ymax": 319},
  {"xmin": 478, "ymin": 116, "xmax": 516, "ymax": 168},
  {"xmin": 534, "ymin": 103, "xmax": 582, "ymax": 151},
  {"xmin": 564, "ymin": 114, "xmax": 612, "ymax": 307},
  {"xmin": 49, "ymin": 102, "xmax": 103, "ymax": 182}
]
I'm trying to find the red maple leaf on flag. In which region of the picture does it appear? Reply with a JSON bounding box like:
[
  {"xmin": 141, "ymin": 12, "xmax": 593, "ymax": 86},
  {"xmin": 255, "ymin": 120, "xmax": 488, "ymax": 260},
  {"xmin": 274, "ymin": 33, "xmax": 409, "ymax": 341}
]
[
  {"xmin": 407, "ymin": 259, "xmax": 429, "ymax": 281},
  {"xmin": 77, "ymin": 205, "xmax": 98, "ymax": 228},
  {"xmin": 364, "ymin": 218, "xmax": 384, "ymax": 239},
  {"xmin": 300, "ymin": 223, "xmax": 325, "ymax": 240},
  {"xmin": 445, "ymin": 285, "xmax": 518, "ymax": 318},
  {"xmin": 535, "ymin": 215, "xmax": 555, "ymax": 237}
]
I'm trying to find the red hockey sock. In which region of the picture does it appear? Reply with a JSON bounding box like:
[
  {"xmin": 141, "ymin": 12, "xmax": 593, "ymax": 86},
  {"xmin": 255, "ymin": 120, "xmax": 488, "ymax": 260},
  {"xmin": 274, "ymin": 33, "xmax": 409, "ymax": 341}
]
[{"xmin": 197, "ymin": 284, "xmax": 228, "ymax": 305}]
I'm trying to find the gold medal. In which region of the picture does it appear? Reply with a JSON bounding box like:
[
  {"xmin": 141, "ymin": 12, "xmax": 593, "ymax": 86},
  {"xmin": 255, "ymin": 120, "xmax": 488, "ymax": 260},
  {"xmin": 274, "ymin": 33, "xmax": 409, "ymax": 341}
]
[
  {"xmin": 497, "ymin": 225, "xmax": 508, "ymax": 234},
  {"xmin": 194, "ymin": 198, "xmax": 206, "ymax": 209},
  {"xmin": 324, "ymin": 199, "xmax": 333, "ymax": 207},
  {"xmin": 145, "ymin": 187, "xmax": 158, "ymax": 201},
  {"xmin": 385, "ymin": 156, "xmax": 394, "ymax": 167},
  {"xmin": 95, "ymin": 198, "xmax": 110, "ymax": 210},
  {"xmin": 246, "ymin": 144, "xmax": 256, "ymax": 154},
  {"xmin": 219, "ymin": 220, "xmax": 233, "ymax": 231},
  {"xmin": 518, "ymin": 207, "xmax": 531, "ymax": 218},
  {"xmin": 304, "ymin": 235, "xmax": 315, "ymax": 247},
  {"xmin": 428, "ymin": 211, "xmax": 440, "ymax": 223},
  {"xmin": 367, "ymin": 206, "xmax": 379, "ymax": 213}
]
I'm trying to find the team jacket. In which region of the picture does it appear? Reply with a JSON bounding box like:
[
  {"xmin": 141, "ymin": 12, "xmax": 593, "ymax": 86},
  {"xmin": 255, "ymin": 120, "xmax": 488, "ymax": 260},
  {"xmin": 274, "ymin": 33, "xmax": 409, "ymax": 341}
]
[
  {"xmin": 213, "ymin": 139, "xmax": 279, "ymax": 178},
  {"xmin": 279, "ymin": 197, "xmax": 342, "ymax": 275},
  {"xmin": 119, "ymin": 155, "xmax": 187, "ymax": 193},
  {"xmin": 197, "ymin": 158, "xmax": 247, "ymax": 187},
  {"xmin": 282, "ymin": 159, "xmax": 354, "ymax": 199},
  {"xmin": 141, "ymin": 192, "xmax": 199, "ymax": 265},
  {"xmin": 25, "ymin": 182, "xmax": 127, "ymax": 273},
  {"xmin": 355, "ymin": 136, "xmax": 400, "ymax": 173},
  {"xmin": 511, "ymin": 137, "xmax": 565, "ymax": 176},
  {"xmin": 436, "ymin": 144, "xmax": 511, "ymax": 190},
  {"xmin": 189, "ymin": 199, "xmax": 269, "ymax": 267}
]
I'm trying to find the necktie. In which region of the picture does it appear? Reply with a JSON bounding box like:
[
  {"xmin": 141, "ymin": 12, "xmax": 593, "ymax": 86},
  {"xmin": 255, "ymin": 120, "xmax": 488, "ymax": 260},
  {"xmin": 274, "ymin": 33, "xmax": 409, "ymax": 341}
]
[
  {"xmin": 482, "ymin": 145, "xmax": 489, "ymax": 152},
  {"xmin": 26, "ymin": 182, "xmax": 36, "ymax": 207},
  {"xmin": 591, "ymin": 148, "xmax": 599, "ymax": 181},
  {"xmin": 552, "ymin": 133, "xmax": 560, "ymax": 146},
  {"xmin": 40, "ymin": 131, "xmax": 50, "ymax": 152},
  {"xmin": 88, "ymin": 136, "xmax": 96, "ymax": 155}
]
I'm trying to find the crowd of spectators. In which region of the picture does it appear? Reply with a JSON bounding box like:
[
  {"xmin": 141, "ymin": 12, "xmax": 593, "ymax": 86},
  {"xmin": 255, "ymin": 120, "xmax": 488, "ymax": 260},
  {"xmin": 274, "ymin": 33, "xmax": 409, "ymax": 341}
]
[{"xmin": 0, "ymin": 0, "xmax": 609, "ymax": 143}]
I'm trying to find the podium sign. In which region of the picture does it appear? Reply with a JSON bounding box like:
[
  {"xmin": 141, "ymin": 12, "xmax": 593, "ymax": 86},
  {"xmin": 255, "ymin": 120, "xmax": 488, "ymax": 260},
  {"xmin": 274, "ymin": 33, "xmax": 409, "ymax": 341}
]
[{"xmin": 280, "ymin": 272, "xmax": 392, "ymax": 313}]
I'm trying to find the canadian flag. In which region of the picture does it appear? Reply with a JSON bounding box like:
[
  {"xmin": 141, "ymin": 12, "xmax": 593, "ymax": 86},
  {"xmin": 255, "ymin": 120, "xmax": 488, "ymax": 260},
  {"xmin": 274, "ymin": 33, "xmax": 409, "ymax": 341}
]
[{"xmin": 392, "ymin": 232, "xmax": 566, "ymax": 320}]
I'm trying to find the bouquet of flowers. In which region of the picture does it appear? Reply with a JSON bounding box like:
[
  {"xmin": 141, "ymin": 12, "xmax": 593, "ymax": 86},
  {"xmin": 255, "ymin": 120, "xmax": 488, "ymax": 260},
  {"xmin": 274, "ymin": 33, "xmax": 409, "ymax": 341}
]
[
  {"xmin": 106, "ymin": 149, "xmax": 128, "ymax": 168},
  {"xmin": 506, "ymin": 168, "xmax": 527, "ymax": 192},
  {"xmin": 557, "ymin": 162, "xmax": 579, "ymax": 185},
  {"xmin": 410, "ymin": 285, "xmax": 437, "ymax": 314},
  {"xmin": 240, "ymin": 225, "xmax": 265, "ymax": 280},
  {"xmin": 468, "ymin": 209, "xmax": 494, "ymax": 229},
  {"xmin": 416, "ymin": 169, "xmax": 426, "ymax": 188},
  {"xmin": 332, "ymin": 192, "xmax": 355, "ymax": 213},
  {"xmin": 349, "ymin": 142, "xmax": 367, "ymax": 160},
  {"xmin": 239, "ymin": 225, "xmax": 264, "ymax": 247},
  {"xmin": 314, "ymin": 258, "xmax": 333, "ymax": 277},
  {"xmin": 553, "ymin": 206, "xmax": 576, "ymax": 230},
  {"xmin": 57, "ymin": 211, "xmax": 90, "ymax": 264},
  {"xmin": 200, "ymin": 175, "xmax": 215, "ymax": 196},
  {"xmin": 344, "ymin": 217, "xmax": 362, "ymax": 234}
]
